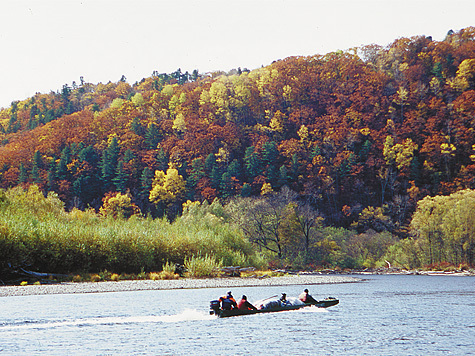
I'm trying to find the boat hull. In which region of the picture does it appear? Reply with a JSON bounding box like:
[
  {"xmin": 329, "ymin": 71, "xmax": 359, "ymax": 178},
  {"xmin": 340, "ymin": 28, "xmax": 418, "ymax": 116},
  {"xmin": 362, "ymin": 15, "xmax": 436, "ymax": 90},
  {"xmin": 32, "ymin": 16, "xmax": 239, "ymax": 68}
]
[
  {"xmin": 309, "ymin": 297, "xmax": 339, "ymax": 308},
  {"xmin": 212, "ymin": 304, "xmax": 305, "ymax": 318}
]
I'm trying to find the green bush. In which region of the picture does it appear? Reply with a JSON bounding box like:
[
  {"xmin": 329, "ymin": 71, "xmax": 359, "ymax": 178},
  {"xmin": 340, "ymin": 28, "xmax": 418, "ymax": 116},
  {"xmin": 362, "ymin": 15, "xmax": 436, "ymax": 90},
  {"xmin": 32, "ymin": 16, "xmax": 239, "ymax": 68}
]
[
  {"xmin": 0, "ymin": 185, "xmax": 263, "ymax": 275},
  {"xmin": 184, "ymin": 254, "xmax": 222, "ymax": 278}
]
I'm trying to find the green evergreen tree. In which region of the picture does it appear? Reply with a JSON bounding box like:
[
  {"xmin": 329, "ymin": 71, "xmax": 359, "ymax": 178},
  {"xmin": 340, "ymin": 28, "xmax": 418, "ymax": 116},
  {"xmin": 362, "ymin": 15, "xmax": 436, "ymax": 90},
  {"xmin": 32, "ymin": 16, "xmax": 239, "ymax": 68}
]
[
  {"xmin": 205, "ymin": 153, "xmax": 216, "ymax": 174},
  {"xmin": 262, "ymin": 141, "xmax": 279, "ymax": 166},
  {"xmin": 289, "ymin": 153, "xmax": 300, "ymax": 182},
  {"xmin": 18, "ymin": 163, "xmax": 27, "ymax": 184},
  {"xmin": 227, "ymin": 159, "xmax": 242, "ymax": 180},
  {"xmin": 130, "ymin": 117, "xmax": 143, "ymax": 136},
  {"xmin": 145, "ymin": 123, "xmax": 160, "ymax": 149},
  {"xmin": 79, "ymin": 145, "xmax": 99, "ymax": 166},
  {"xmin": 267, "ymin": 165, "xmax": 279, "ymax": 187},
  {"xmin": 189, "ymin": 158, "xmax": 205, "ymax": 185},
  {"xmin": 210, "ymin": 166, "xmax": 222, "ymax": 189},
  {"xmin": 31, "ymin": 150, "xmax": 43, "ymax": 184},
  {"xmin": 241, "ymin": 183, "xmax": 252, "ymax": 197},
  {"xmin": 47, "ymin": 169, "xmax": 56, "ymax": 191},
  {"xmin": 156, "ymin": 148, "xmax": 168, "ymax": 171},
  {"xmin": 185, "ymin": 158, "xmax": 204, "ymax": 199},
  {"xmin": 100, "ymin": 137, "xmax": 120, "ymax": 189},
  {"xmin": 31, "ymin": 165, "xmax": 40, "ymax": 184},
  {"xmin": 311, "ymin": 144, "xmax": 321, "ymax": 159},
  {"xmin": 220, "ymin": 171, "xmax": 233, "ymax": 199},
  {"xmin": 124, "ymin": 148, "xmax": 135, "ymax": 163},
  {"xmin": 140, "ymin": 167, "xmax": 153, "ymax": 199},
  {"xmin": 410, "ymin": 156, "xmax": 421, "ymax": 185},
  {"xmin": 57, "ymin": 146, "xmax": 71, "ymax": 180},
  {"xmin": 113, "ymin": 160, "xmax": 128, "ymax": 193},
  {"xmin": 244, "ymin": 146, "xmax": 261, "ymax": 180},
  {"xmin": 278, "ymin": 165, "xmax": 289, "ymax": 187},
  {"xmin": 359, "ymin": 140, "xmax": 371, "ymax": 160}
]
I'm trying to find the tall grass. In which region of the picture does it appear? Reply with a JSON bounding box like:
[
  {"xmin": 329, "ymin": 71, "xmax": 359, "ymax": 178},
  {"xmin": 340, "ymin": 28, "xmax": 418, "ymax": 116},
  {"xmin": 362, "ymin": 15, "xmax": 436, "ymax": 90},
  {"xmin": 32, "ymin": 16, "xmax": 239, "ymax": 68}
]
[
  {"xmin": 0, "ymin": 186, "xmax": 264, "ymax": 274},
  {"xmin": 184, "ymin": 254, "xmax": 222, "ymax": 278}
]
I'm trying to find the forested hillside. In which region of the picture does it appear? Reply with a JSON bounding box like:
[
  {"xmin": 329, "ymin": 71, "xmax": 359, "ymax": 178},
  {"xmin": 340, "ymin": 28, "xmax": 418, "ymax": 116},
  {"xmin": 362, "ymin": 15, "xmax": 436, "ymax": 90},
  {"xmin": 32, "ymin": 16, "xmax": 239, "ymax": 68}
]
[{"xmin": 1, "ymin": 28, "xmax": 475, "ymax": 272}]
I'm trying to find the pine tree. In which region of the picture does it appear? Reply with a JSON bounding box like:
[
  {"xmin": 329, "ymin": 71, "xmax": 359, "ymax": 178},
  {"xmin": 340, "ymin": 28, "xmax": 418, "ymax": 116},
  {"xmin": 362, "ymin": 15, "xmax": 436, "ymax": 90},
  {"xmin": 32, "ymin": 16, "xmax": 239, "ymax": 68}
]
[
  {"xmin": 244, "ymin": 146, "xmax": 261, "ymax": 180},
  {"xmin": 31, "ymin": 150, "xmax": 42, "ymax": 184},
  {"xmin": 210, "ymin": 167, "xmax": 222, "ymax": 189},
  {"xmin": 156, "ymin": 148, "xmax": 168, "ymax": 171},
  {"xmin": 262, "ymin": 141, "xmax": 279, "ymax": 166},
  {"xmin": 205, "ymin": 153, "xmax": 216, "ymax": 174},
  {"xmin": 220, "ymin": 171, "xmax": 233, "ymax": 198},
  {"xmin": 100, "ymin": 137, "xmax": 120, "ymax": 189},
  {"xmin": 145, "ymin": 123, "xmax": 160, "ymax": 149},
  {"xmin": 241, "ymin": 183, "xmax": 252, "ymax": 197},
  {"xmin": 289, "ymin": 154, "xmax": 300, "ymax": 182},
  {"xmin": 113, "ymin": 160, "xmax": 127, "ymax": 193},
  {"xmin": 130, "ymin": 117, "xmax": 143, "ymax": 136},
  {"xmin": 124, "ymin": 149, "xmax": 135, "ymax": 163},
  {"xmin": 47, "ymin": 169, "xmax": 56, "ymax": 191},
  {"xmin": 31, "ymin": 165, "xmax": 40, "ymax": 184},
  {"xmin": 227, "ymin": 159, "xmax": 242, "ymax": 180},
  {"xmin": 278, "ymin": 165, "xmax": 289, "ymax": 187},
  {"xmin": 57, "ymin": 146, "xmax": 71, "ymax": 180},
  {"xmin": 18, "ymin": 163, "xmax": 27, "ymax": 184},
  {"xmin": 140, "ymin": 167, "xmax": 153, "ymax": 199}
]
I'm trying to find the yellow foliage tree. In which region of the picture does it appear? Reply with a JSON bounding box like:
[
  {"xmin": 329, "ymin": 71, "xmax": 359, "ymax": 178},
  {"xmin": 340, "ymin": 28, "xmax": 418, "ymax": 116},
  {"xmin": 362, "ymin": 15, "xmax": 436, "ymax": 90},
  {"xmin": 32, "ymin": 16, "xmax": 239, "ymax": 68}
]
[
  {"xmin": 172, "ymin": 113, "xmax": 186, "ymax": 134},
  {"xmin": 283, "ymin": 85, "xmax": 292, "ymax": 102},
  {"xmin": 411, "ymin": 189, "xmax": 475, "ymax": 265},
  {"xmin": 99, "ymin": 192, "xmax": 140, "ymax": 219},
  {"xmin": 149, "ymin": 168, "xmax": 186, "ymax": 206},
  {"xmin": 115, "ymin": 82, "xmax": 132, "ymax": 98},
  {"xmin": 383, "ymin": 136, "xmax": 418, "ymax": 171},
  {"xmin": 456, "ymin": 58, "xmax": 475, "ymax": 90},
  {"xmin": 297, "ymin": 124, "xmax": 309, "ymax": 144},
  {"xmin": 131, "ymin": 93, "xmax": 145, "ymax": 107},
  {"xmin": 261, "ymin": 182, "xmax": 273, "ymax": 195},
  {"xmin": 269, "ymin": 110, "xmax": 285, "ymax": 133}
]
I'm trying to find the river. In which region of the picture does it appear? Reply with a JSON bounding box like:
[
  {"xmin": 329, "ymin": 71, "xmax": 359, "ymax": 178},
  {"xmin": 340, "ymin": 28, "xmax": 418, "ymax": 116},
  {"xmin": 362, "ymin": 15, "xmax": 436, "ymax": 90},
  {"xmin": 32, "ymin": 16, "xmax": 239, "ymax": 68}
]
[{"xmin": 0, "ymin": 274, "xmax": 474, "ymax": 355}]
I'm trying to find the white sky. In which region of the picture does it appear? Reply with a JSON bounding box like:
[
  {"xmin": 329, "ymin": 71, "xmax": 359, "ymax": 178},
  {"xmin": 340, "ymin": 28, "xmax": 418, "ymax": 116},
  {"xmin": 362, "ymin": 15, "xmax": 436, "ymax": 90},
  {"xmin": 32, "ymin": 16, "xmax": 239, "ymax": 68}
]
[{"xmin": 1, "ymin": 0, "xmax": 474, "ymax": 109}]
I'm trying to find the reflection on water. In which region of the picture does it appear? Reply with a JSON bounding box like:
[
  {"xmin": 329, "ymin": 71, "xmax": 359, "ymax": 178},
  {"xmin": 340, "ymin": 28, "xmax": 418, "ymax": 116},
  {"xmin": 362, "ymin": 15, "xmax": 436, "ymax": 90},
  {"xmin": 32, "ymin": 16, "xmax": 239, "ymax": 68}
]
[{"xmin": 0, "ymin": 275, "xmax": 474, "ymax": 355}]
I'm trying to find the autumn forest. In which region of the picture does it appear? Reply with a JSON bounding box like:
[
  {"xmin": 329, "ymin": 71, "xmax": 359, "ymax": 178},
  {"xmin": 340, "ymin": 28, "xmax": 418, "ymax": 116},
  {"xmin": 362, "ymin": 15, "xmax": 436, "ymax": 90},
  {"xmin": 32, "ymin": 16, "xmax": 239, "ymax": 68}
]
[{"xmin": 1, "ymin": 28, "xmax": 475, "ymax": 277}]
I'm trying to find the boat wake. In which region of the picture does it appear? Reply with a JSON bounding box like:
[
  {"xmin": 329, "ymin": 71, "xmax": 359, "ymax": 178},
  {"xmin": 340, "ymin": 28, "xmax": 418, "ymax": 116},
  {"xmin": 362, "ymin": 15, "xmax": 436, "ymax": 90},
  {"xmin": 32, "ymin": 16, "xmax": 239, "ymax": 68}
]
[
  {"xmin": 159, "ymin": 308, "xmax": 216, "ymax": 322},
  {"xmin": 299, "ymin": 307, "xmax": 329, "ymax": 313},
  {"xmin": 0, "ymin": 309, "xmax": 214, "ymax": 332}
]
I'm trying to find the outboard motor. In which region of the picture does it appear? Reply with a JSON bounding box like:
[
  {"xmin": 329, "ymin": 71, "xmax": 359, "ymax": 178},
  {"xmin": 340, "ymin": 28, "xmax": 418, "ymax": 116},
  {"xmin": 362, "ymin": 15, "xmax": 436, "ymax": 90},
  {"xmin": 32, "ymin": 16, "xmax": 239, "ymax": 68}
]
[{"xmin": 209, "ymin": 300, "xmax": 220, "ymax": 315}]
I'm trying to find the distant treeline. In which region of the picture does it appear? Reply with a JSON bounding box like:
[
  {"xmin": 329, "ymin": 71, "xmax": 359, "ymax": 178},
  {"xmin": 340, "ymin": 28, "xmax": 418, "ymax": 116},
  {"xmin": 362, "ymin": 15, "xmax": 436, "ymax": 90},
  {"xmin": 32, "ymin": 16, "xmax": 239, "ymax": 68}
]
[{"xmin": 1, "ymin": 28, "xmax": 475, "ymax": 271}]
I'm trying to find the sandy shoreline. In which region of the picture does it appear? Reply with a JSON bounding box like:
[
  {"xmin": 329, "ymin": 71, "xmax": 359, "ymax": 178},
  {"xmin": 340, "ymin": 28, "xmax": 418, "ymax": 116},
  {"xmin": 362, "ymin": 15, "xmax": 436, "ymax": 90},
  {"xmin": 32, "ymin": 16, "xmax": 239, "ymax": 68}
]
[{"xmin": 0, "ymin": 275, "xmax": 360, "ymax": 297}]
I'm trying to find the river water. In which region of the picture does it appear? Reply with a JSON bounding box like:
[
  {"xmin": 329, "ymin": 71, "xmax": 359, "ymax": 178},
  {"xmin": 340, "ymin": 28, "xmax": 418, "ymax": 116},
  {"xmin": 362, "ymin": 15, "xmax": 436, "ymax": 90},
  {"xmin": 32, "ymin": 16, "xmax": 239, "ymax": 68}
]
[{"xmin": 0, "ymin": 274, "xmax": 474, "ymax": 355}]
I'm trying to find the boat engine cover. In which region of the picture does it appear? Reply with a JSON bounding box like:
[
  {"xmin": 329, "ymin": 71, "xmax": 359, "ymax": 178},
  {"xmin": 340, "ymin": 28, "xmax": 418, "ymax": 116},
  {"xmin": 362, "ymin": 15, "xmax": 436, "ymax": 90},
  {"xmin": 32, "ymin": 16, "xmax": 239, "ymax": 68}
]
[{"xmin": 210, "ymin": 300, "xmax": 220, "ymax": 311}]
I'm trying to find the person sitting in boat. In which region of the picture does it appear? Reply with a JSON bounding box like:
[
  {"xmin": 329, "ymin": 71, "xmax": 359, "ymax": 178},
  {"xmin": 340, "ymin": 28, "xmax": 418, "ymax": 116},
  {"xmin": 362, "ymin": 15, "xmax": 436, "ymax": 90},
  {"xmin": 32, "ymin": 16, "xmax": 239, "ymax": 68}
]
[
  {"xmin": 279, "ymin": 293, "xmax": 291, "ymax": 306},
  {"xmin": 299, "ymin": 288, "xmax": 318, "ymax": 304},
  {"xmin": 219, "ymin": 291, "xmax": 238, "ymax": 310},
  {"xmin": 237, "ymin": 295, "xmax": 257, "ymax": 310}
]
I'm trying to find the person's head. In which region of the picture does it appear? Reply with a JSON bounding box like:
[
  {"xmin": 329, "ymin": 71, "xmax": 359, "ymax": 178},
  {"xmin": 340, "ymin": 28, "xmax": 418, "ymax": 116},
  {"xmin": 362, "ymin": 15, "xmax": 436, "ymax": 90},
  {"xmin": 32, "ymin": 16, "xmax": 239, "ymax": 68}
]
[
  {"xmin": 304, "ymin": 289, "xmax": 309, "ymax": 293},
  {"xmin": 281, "ymin": 293, "xmax": 286, "ymax": 298},
  {"xmin": 242, "ymin": 295, "xmax": 247, "ymax": 300},
  {"xmin": 227, "ymin": 291, "xmax": 232, "ymax": 296}
]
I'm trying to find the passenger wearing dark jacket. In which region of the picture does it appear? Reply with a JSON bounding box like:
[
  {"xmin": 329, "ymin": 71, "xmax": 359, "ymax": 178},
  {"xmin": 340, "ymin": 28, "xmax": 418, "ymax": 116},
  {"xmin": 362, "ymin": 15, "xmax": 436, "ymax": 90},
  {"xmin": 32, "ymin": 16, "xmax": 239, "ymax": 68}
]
[
  {"xmin": 237, "ymin": 295, "xmax": 257, "ymax": 310},
  {"xmin": 299, "ymin": 289, "xmax": 318, "ymax": 304},
  {"xmin": 219, "ymin": 291, "xmax": 238, "ymax": 310}
]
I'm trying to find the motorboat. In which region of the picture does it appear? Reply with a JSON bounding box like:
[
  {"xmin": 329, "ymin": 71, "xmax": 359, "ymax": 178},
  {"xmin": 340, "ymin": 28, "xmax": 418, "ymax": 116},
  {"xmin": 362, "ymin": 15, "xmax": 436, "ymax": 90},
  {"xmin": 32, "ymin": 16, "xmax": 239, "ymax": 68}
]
[{"xmin": 210, "ymin": 296, "xmax": 339, "ymax": 318}]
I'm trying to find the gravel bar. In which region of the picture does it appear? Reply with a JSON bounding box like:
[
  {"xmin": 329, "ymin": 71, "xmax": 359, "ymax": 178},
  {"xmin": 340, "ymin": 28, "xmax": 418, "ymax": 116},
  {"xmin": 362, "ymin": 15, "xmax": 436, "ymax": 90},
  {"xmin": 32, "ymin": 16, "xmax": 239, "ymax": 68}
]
[{"xmin": 0, "ymin": 275, "xmax": 360, "ymax": 297}]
